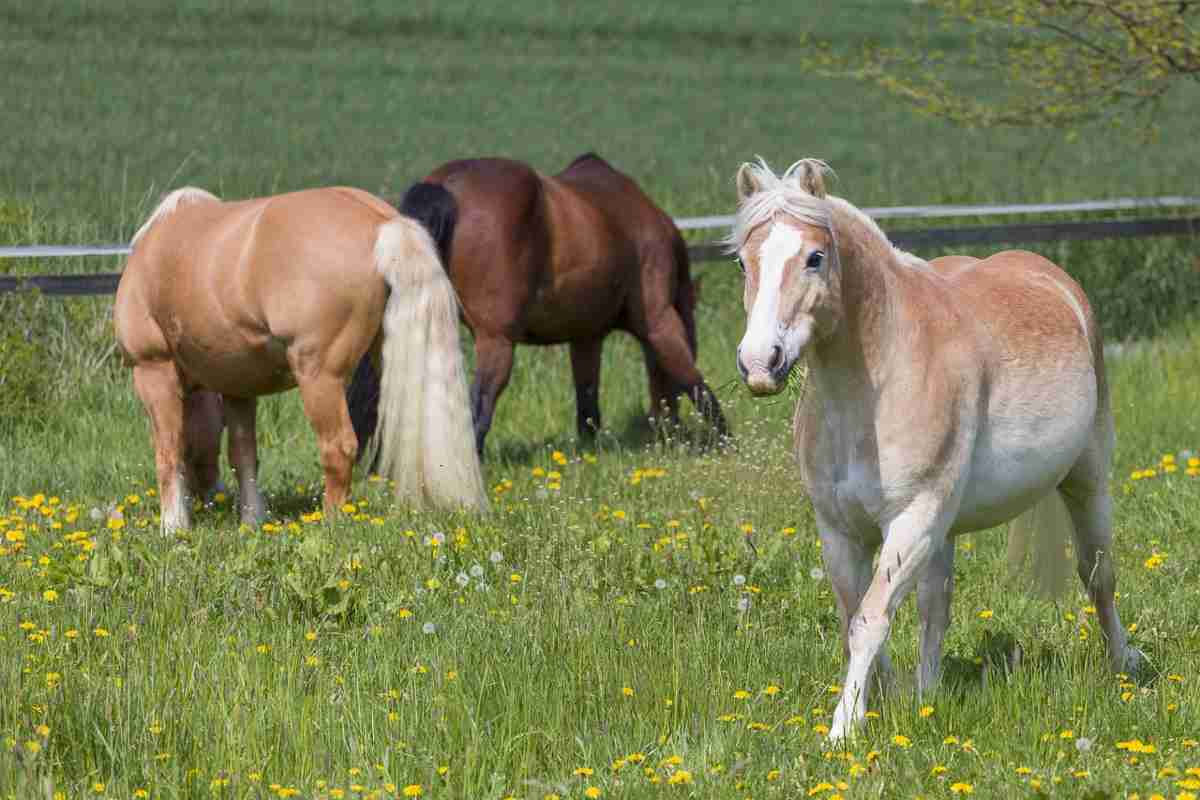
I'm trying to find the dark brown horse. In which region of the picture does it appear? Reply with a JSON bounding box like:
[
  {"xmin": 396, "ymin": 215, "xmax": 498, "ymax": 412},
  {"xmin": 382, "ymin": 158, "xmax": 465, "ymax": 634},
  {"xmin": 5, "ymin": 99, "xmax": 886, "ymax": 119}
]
[{"xmin": 348, "ymin": 153, "xmax": 727, "ymax": 455}]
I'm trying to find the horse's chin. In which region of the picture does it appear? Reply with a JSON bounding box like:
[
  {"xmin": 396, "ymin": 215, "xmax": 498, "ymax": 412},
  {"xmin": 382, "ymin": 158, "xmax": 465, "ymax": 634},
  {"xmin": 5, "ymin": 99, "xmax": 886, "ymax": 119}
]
[{"xmin": 744, "ymin": 366, "xmax": 790, "ymax": 396}]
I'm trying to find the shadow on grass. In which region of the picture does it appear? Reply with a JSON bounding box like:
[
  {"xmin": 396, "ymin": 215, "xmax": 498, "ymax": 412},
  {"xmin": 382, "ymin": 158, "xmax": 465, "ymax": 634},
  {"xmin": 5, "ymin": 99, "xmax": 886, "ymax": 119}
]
[{"xmin": 487, "ymin": 408, "xmax": 732, "ymax": 467}]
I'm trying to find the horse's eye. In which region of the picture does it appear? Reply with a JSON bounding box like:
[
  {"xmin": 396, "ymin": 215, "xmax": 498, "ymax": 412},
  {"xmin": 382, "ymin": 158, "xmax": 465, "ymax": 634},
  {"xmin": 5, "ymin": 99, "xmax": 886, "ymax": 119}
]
[
  {"xmin": 806, "ymin": 251, "xmax": 825, "ymax": 270},
  {"xmin": 734, "ymin": 255, "xmax": 746, "ymax": 275}
]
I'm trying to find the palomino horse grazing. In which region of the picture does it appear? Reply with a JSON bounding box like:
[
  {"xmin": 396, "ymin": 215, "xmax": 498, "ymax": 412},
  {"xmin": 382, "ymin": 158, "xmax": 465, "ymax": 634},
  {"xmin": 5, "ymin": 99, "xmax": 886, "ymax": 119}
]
[
  {"xmin": 728, "ymin": 159, "xmax": 1141, "ymax": 740},
  {"xmin": 349, "ymin": 154, "xmax": 727, "ymax": 455},
  {"xmin": 115, "ymin": 186, "xmax": 487, "ymax": 533}
]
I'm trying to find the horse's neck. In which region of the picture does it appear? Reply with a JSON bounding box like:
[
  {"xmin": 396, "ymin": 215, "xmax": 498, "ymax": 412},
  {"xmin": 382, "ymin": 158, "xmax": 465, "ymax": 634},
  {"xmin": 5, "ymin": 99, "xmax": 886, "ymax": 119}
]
[{"xmin": 807, "ymin": 207, "xmax": 913, "ymax": 420}]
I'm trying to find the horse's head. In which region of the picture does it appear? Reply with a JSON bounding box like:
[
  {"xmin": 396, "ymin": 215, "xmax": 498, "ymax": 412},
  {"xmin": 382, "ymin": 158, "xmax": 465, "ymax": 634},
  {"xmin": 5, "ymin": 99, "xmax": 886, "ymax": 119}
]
[{"xmin": 728, "ymin": 158, "xmax": 841, "ymax": 396}]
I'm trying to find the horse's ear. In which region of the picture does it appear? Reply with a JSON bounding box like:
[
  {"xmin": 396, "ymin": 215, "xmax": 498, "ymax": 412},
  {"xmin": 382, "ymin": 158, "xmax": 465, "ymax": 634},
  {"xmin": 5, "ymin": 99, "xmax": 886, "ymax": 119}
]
[
  {"xmin": 786, "ymin": 159, "xmax": 831, "ymax": 198},
  {"xmin": 735, "ymin": 162, "xmax": 764, "ymax": 201}
]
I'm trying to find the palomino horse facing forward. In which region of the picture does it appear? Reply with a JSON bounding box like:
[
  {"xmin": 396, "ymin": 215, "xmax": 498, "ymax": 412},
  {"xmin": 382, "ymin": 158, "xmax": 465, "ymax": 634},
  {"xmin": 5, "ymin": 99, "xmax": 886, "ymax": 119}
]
[
  {"xmin": 728, "ymin": 159, "xmax": 1141, "ymax": 740},
  {"xmin": 115, "ymin": 186, "xmax": 487, "ymax": 533},
  {"xmin": 350, "ymin": 154, "xmax": 727, "ymax": 455}
]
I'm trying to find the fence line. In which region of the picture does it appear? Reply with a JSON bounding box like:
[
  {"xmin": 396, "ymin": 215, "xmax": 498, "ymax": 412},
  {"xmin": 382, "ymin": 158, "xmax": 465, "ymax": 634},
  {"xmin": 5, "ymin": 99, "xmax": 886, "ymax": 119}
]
[
  {"xmin": 675, "ymin": 195, "xmax": 1200, "ymax": 230},
  {"xmin": 3, "ymin": 198, "xmax": 1200, "ymax": 296}
]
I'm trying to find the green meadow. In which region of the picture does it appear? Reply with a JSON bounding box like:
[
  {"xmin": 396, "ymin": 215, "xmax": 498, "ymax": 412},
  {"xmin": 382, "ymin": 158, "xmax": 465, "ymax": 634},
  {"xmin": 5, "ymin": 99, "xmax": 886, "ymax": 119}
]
[{"xmin": 2, "ymin": 2, "xmax": 1200, "ymax": 798}]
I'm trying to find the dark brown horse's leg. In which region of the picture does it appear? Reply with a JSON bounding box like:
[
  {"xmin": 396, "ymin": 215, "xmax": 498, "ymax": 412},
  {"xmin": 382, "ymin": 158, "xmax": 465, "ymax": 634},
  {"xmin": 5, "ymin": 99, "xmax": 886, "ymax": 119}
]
[
  {"xmin": 641, "ymin": 344, "xmax": 681, "ymax": 429},
  {"xmin": 471, "ymin": 336, "xmax": 515, "ymax": 456},
  {"xmin": 223, "ymin": 396, "xmax": 266, "ymax": 525},
  {"xmin": 132, "ymin": 361, "xmax": 192, "ymax": 533},
  {"xmin": 295, "ymin": 375, "xmax": 359, "ymax": 516},
  {"xmin": 645, "ymin": 311, "xmax": 728, "ymax": 437},
  {"xmin": 569, "ymin": 337, "xmax": 605, "ymax": 440},
  {"xmin": 184, "ymin": 391, "xmax": 224, "ymax": 501}
]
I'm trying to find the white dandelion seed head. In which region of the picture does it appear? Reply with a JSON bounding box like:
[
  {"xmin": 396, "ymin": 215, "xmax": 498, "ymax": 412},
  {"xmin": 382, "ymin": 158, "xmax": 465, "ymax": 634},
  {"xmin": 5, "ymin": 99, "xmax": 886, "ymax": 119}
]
[
  {"xmin": 489, "ymin": 550, "xmax": 503, "ymax": 564},
  {"xmin": 736, "ymin": 597, "xmax": 752, "ymax": 612},
  {"xmin": 654, "ymin": 578, "xmax": 667, "ymax": 590},
  {"xmin": 422, "ymin": 622, "xmax": 436, "ymax": 635},
  {"xmin": 469, "ymin": 564, "xmax": 484, "ymax": 578},
  {"xmin": 455, "ymin": 572, "xmax": 470, "ymax": 587},
  {"xmin": 733, "ymin": 574, "xmax": 746, "ymax": 587},
  {"xmin": 810, "ymin": 567, "xmax": 825, "ymax": 580},
  {"xmin": 1075, "ymin": 737, "xmax": 1093, "ymax": 753},
  {"xmin": 89, "ymin": 508, "xmax": 103, "ymax": 522}
]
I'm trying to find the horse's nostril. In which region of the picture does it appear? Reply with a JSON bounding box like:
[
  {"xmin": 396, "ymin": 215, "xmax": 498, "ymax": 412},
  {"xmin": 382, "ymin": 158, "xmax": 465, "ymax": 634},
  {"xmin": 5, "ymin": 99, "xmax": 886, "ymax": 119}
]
[{"xmin": 768, "ymin": 345, "xmax": 783, "ymax": 371}]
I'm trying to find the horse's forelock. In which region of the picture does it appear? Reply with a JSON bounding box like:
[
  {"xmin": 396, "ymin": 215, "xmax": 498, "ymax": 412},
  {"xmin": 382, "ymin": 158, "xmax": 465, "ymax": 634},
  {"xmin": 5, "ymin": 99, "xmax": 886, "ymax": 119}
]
[{"xmin": 725, "ymin": 158, "xmax": 833, "ymax": 254}]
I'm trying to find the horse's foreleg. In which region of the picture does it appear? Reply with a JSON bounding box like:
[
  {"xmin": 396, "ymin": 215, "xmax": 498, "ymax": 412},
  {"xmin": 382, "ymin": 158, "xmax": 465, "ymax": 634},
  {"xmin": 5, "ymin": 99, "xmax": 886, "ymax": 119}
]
[
  {"xmin": 223, "ymin": 396, "xmax": 266, "ymax": 526},
  {"xmin": 296, "ymin": 376, "xmax": 358, "ymax": 515},
  {"xmin": 829, "ymin": 497, "xmax": 949, "ymax": 741},
  {"xmin": 132, "ymin": 362, "xmax": 191, "ymax": 534},
  {"xmin": 1059, "ymin": 486, "xmax": 1142, "ymax": 674},
  {"xmin": 471, "ymin": 336, "xmax": 515, "ymax": 456},
  {"xmin": 641, "ymin": 345, "xmax": 680, "ymax": 429},
  {"xmin": 818, "ymin": 525, "xmax": 894, "ymax": 690},
  {"xmin": 644, "ymin": 312, "xmax": 727, "ymax": 437},
  {"xmin": 916, "ymin": 539, "xmax": 956, "ymax": 695},
  {"xmin": 569, "ymin": 337, "xmax": 604, "ymax": 440}
]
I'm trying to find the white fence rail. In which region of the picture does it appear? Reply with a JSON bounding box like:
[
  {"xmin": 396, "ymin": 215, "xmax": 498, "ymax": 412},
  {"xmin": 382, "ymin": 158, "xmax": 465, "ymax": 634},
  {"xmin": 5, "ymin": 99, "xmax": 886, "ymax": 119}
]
[{"xmin": 3, "ymin": 196, "xmax": 1200, "ymax": 260}]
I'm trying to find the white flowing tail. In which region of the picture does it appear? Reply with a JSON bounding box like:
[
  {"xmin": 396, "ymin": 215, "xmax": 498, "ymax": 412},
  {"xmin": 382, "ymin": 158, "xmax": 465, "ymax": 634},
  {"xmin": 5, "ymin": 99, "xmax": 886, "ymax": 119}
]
[
  {"xmin": 1007, "ymin": 490, "xmax": 1073, "ymax": 598},
  {"xmin": 370, "ymin": 216, "xmax": 488, "ymax": 511}
]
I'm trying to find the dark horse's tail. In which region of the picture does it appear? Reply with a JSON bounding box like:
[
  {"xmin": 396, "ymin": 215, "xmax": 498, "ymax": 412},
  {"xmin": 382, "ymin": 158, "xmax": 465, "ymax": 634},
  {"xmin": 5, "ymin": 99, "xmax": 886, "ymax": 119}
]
[{"xmin": 346, "ymin": 182, "xmax": 459, "ymax": 461}]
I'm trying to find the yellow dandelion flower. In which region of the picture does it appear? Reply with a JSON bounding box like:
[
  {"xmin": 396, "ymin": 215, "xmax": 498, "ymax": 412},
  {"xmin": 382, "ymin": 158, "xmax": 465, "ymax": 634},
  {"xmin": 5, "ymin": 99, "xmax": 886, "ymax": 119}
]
[
  {"xmin": 42, "ymin": 589, "xmax": 58, "ymax": 602},
  {"xmin": 621, "ymin": 686, "xmax": 634, "ymax": 697},
  {"xmin": 892, "ymin": 734, "xmax": 912, "ymax": 747},
  {"xmin": 931, "ymin": 765, "xmax": 948, "ymax": 776},
  {"xmin": 919, "ymin": 705, "xmax": 934, "ymax": 717},
  {"xmin": 666, "ymin": 770, "xmax": 692, "ymax": 785},
  {"xmin": 733, "ymin": 689, "xmax": 751, "ymax": 700},
  {"xmin": 584, "ymin": 788, "xmax": 601, "ymax": 799},
  {"xmin": 402, "ymin": 787, "xmax": 423, "ymax": 798},
  {"xmin": 978, "ymin": 609, "xmax": 994, "ymax": 619},
  {"xmin": 949, "ymin": 783, "xmax": 973, "ymax": 794}
]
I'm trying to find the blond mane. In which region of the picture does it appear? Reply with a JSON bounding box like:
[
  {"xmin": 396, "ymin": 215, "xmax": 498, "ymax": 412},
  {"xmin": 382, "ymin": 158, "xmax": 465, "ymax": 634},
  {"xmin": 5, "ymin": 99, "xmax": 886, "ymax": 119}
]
[{"xmin": 131, "ymin": 186, "xmax": 220, "ymax": 249}]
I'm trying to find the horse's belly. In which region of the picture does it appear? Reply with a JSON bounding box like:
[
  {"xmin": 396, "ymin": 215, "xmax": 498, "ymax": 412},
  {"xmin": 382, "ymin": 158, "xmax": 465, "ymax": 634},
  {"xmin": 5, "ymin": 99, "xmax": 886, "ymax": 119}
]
[
  {"xmin": 173, "ymin": 330, "xmax": 295, "ymax": 397},
  {"xmin": 523, "ymin": 273, "xmax": 625, "ymax": 342},
  {"xmin": 953, "ymin": 421, "xmax": 1089, "ymax": 534}
]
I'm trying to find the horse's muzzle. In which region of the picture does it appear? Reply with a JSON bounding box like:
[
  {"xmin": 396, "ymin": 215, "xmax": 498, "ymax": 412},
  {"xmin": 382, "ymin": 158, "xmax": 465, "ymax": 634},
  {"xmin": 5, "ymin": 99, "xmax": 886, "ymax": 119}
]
[{"xmin": 737, "ymin": 344, "xmax": 788, "ymax": 396}]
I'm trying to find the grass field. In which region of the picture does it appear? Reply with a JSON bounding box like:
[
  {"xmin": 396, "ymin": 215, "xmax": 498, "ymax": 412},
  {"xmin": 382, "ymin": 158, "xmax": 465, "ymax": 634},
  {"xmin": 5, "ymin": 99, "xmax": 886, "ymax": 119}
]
[{"xmin": 3, "ymin": 2, "xmax": 1200, "ymax": 798}]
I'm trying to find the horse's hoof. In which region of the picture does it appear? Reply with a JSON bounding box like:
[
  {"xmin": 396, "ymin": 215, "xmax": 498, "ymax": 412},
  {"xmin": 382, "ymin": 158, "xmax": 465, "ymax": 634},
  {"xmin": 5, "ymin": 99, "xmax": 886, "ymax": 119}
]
[{"xmin": 1116, "ymin": 646, "xmax": 1147, "ymax": 677}]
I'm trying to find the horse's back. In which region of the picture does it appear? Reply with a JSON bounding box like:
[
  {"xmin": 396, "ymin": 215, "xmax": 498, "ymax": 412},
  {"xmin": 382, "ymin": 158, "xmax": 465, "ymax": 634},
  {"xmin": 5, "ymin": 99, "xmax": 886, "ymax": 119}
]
[
  {"xmin": 117, "ymin": 188, "xmax": 395, "ymax": 392},
  {"xmin": 943, "ymin": 250, "xmax": 1099, "ymax": 364}
]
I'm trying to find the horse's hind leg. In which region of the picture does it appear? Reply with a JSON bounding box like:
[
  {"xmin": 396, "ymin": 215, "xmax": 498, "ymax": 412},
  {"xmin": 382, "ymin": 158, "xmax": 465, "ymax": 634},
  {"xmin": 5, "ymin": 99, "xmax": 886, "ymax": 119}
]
[
  {"xmin": 132, "ymin": 361, "xmax": 191, "ymax": 534},
  {"xmin": 471, "ymin": 335, "xmax": 515, "ymax": 456},
  {"xmin": 295, "ymin": 375, "xmax": 358, "ymax": 515},
  {"xmin": 184, "ymin": 391, "xmax": 224, "ymax": 502},
  {"xmin": 1058, "ymin": 464, "xmax": 1142, "ymax": 674},
  {"xmin": 569, "ymin": 337, "xmax": 604, "ymax": 440},
  {"xmin": 643, "ymin": 310, "xmax": 727, "ymax": 437},
  {"xmin": 223, "ymin": 396, "xmax": 267, "ymax": 525}
]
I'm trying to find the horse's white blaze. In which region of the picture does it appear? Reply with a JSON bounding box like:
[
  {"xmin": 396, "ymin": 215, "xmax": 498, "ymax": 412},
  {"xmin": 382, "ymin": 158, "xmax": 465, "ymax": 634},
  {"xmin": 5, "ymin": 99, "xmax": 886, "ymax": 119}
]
[{"xmin": 740, "ymin": 223, "xmax": 803, "ymax": 383}]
